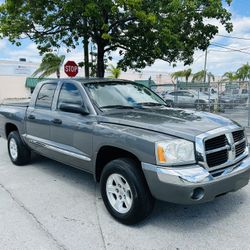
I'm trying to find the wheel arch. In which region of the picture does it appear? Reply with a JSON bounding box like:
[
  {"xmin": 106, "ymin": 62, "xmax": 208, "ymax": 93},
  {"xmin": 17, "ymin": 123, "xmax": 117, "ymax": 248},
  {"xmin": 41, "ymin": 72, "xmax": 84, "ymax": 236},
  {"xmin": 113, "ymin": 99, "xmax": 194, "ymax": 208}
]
[
  {"xmin": 5, "ymin": 123, "xmax": 18, "ymax": 138},
  {"xmin": 95, "ymin": 145, "xmax": 141, "ymax": 182}
]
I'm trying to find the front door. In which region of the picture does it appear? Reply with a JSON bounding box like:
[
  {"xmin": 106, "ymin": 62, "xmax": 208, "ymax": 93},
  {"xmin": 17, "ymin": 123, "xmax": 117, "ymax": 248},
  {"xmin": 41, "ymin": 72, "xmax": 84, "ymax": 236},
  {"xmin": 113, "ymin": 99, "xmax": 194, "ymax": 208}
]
[{"xmin": 49, "ymin": 82, "xmax": 94, "ymax": 172}]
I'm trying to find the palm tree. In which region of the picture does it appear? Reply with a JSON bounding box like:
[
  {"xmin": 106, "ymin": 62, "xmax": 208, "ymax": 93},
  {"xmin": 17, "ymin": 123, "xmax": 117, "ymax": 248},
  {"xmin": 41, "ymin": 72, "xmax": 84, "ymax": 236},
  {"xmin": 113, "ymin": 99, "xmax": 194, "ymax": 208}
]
[
  {"xmin": 171, "ymin": 70, "xmax": 183, "ymax": 81},
  {"xmin": 32, "ymin": 53, "xmax": 65, "ymax": 79},
  {"xmin": 236, "ymin": 63, "xmax": 250, "ymax": 82},
  {"xmin": 207, "ymin": 72, "xmax": 215, "ymax": 83},
  {"xmin": 192, "ymin": 70, "xmax": 206, "ymax": 82},
  {"xmin": 183, "ymin": 69, "xmax": 192, "ymax": 82},
  {"xmin": 222, "ymin": 71, "xmax": 237, "ymax": 83},
  {"xmin": 107, "ymin": 65, "xmax": 121, "ymax": 79},
  {"xmin": 171, "ymin": 68, "xmax": 192, "ymax": 82}
]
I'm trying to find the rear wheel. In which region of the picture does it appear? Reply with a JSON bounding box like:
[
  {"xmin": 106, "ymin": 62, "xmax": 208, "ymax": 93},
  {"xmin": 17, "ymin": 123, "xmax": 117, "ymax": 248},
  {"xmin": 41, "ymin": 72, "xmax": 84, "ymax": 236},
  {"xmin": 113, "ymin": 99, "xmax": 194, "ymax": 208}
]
[
  {"xmin": 8, "ymin": 131, "xmax": 31, "ymax": 165},
  {"xmin": 100, "ymin": 158, "xmax": 155, "ymax": 225},
  {"xmin": 195, "ymin": 101, "xmax": 206, "ymax": 111}
]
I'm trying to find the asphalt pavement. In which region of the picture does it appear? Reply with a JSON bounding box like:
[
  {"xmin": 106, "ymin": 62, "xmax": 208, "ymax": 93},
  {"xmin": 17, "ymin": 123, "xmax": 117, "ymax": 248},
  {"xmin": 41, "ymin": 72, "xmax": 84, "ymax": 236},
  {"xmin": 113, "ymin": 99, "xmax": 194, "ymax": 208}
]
[{"xmin": 0, "ymin": 137, "xmax": 250, "ymax": 250}]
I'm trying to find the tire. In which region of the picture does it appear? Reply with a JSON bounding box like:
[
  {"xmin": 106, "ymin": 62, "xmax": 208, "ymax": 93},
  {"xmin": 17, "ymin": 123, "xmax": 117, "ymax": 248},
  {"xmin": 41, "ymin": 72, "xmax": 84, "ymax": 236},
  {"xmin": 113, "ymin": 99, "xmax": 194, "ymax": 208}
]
[
  {"xmin": 165, "ymin": 100, "xmax": 174, "ymax": 108},
  {"xmin": 195, "ymin": 101, "xmax": 206, "ymax": 111},
  {"xmin": 8, "ymin": 131, "xmax": 31, "ymax": 166},
  {"xmin": 100, "ymin": 158, "xmax": 155, "ymax": 225}
]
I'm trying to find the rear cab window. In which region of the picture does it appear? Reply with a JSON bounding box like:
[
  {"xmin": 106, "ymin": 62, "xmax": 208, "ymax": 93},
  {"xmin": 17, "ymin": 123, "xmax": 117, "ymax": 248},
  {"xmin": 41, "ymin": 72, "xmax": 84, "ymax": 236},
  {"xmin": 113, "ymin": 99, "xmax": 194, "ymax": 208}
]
[{"xmin": 35, "ymin": 83, "xmax": 57, "ymax": 109}]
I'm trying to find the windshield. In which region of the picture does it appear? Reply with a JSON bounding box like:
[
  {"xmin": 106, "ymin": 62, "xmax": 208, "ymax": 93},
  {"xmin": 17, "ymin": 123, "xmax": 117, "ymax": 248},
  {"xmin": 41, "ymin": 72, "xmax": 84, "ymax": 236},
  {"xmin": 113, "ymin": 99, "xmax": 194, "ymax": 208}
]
[{"xmin": 84, "ymin": 82, "xmax": 166, "ymax": 109}]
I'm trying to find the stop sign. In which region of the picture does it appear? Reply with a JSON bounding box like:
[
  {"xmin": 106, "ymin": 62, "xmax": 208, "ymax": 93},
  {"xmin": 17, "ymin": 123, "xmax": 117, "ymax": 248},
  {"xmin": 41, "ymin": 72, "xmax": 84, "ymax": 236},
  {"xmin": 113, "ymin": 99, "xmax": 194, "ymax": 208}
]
[{"xmin": 64, "ymin": 61, "xmax": 78, "ymax": 77}]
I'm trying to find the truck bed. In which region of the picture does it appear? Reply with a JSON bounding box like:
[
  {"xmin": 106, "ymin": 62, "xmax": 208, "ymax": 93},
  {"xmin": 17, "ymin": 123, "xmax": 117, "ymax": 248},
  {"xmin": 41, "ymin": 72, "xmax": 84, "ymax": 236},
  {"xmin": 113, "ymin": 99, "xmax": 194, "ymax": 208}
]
[{"xmin": 0, "ymin": 103, "xmax": 28, "ymax": 139}]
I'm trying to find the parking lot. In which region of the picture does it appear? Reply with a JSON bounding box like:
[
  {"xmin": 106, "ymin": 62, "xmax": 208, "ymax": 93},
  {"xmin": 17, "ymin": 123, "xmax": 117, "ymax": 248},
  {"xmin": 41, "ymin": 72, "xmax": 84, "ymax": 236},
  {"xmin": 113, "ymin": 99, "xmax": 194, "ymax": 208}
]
[{"xmin": 1, "ymin": 132, "xmax": 250, "ymax": 250}]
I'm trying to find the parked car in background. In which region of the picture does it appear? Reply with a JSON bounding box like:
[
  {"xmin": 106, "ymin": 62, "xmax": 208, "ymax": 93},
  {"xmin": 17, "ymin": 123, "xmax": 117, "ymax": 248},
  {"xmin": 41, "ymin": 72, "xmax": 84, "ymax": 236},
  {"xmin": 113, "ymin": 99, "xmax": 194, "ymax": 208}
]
[
  {"xmin": 163, "ymin": 90, "xmax": 214, "ymax": 111},
  {"xmin": 221, "ymin": 88, "xmax": 249, "ymax": 108}
]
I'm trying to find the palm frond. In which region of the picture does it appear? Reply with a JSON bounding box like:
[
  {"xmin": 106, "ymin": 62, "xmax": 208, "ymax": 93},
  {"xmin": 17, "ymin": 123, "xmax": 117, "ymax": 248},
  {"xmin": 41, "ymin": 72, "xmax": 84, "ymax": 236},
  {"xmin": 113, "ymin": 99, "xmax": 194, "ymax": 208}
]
[{"xmin": 32, "ymin": 53, "xmax": 65, "ymax": 79}]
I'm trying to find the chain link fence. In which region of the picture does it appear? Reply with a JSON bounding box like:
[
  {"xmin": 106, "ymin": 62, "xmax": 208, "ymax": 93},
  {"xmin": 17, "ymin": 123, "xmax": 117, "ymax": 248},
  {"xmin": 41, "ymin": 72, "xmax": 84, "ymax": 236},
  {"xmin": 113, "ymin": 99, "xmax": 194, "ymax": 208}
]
[{"xmin": 150, "ymin": 81, "xmax": 250, "ymax": 129}]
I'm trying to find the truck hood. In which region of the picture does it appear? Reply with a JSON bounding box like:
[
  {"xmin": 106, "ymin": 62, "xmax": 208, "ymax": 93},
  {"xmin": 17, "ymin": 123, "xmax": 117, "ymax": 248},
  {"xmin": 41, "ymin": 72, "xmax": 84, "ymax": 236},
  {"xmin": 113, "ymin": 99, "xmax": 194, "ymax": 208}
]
[{"xmin": 99, "ymin": 108, "xmax": 239, "ymax": 141}]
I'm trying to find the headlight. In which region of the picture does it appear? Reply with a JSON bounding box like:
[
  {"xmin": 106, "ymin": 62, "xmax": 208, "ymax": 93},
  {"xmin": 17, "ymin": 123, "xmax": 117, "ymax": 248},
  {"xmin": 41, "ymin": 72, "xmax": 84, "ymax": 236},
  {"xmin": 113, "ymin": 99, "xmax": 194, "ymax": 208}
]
[{"xmin": 156, "ymin": 139, "xmax": 195, "ymax": 166}]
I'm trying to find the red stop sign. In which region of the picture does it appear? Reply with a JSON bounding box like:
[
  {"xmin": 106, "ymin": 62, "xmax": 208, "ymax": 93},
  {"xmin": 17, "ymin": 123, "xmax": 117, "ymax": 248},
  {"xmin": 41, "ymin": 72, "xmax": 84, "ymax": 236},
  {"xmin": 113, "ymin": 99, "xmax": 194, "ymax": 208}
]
[{"xmin": 64, "ymin": 61, "xmax": 78, "ymax": 77}]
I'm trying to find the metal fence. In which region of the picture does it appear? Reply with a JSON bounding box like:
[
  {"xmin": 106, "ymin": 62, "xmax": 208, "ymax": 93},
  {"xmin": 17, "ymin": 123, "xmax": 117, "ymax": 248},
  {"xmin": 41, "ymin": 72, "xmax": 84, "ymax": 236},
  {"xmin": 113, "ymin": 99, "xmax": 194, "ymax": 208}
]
[{"xmin": 150, "ymin": 81, "xmax": 250, "ymax": 129}]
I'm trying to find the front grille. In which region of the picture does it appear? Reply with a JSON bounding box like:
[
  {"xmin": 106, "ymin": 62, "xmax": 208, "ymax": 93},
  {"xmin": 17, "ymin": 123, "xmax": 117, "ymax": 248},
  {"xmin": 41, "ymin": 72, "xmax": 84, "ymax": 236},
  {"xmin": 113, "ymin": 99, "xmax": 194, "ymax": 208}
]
[
  {"xmin": 232, "ymin": 130, "xmax": 245, "ymax": 142},
  {"xmin": 205, "ymin": 135, "xmax": 227, "ymax": 151},
  {"xmin": 206, "ymin": 149, "xmax": 228, "ymax": 167},
  {"xmin": 205, "ymin": 135, "xmax": 228, "ymax": 167},
  {"xmin": 236, "ymin": 141, "xmax": 246, "ymax": 158},
  {"xmin": 203, "ymin": 129, "xmax": 247, "ymax": 169}
]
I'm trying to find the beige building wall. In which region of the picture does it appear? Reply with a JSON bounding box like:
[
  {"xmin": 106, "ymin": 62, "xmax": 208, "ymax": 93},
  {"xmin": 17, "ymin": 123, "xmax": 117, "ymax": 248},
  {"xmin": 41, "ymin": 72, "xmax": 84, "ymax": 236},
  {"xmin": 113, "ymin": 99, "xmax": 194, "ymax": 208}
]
[
  {"xmin": 0, "ymin": 59, "xmax": 39, "ymax": 102},
  {"xmin": 0, "ymin": 76, "xmax": 31, "ymax": 102}
]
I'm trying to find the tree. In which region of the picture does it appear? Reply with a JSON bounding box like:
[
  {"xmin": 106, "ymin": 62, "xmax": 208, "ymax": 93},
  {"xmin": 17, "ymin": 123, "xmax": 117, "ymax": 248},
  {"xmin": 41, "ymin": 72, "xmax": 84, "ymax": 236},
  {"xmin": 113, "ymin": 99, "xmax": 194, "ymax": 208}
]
[
  {"xmin": 236, "ymin": 63, "xmax": 250, "ymax": 82},
  {"xmin": 207, "ymin": 72, "xmax": 215, "ymax": 83},
  {"xmin": 222, "ymin": 71, "xmax": 237, "ymax": 83},
  {"xmin": 107, "ymin": 65, "xmax": 121, "ymax": 79},
  {"xmin": 171, "ymin": 69, "xmax": 192, "ymax": 83},
  {"xmin": 192, "ymin": 70, "xmax": 206, "ymax": 82},
  {"xmin": 0, "ymin": 0, "xmax": 233, "ymax": 77},
  {"xmin": 32, "ymin": 53, "xmax": 65, "ymax": 79},
  {"xmin": 171, "ymin": 70, "xmax": 184, "ymax": 81}
]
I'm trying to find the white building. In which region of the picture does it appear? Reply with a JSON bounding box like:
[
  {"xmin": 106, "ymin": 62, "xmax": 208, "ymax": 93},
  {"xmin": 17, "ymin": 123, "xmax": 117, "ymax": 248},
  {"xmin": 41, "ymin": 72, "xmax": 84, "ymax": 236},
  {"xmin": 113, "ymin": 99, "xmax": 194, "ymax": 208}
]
[{"xmin": 0, "ymin": 59, "xmax": 39, "ymax": 102}]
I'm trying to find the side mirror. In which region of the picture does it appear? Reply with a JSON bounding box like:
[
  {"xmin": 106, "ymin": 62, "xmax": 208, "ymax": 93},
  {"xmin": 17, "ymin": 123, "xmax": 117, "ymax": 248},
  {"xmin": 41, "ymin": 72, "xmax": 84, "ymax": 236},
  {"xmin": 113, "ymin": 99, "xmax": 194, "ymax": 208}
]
[{"xmin": 59, "ymin": 103, "xmax": 89, "ymax": 115}]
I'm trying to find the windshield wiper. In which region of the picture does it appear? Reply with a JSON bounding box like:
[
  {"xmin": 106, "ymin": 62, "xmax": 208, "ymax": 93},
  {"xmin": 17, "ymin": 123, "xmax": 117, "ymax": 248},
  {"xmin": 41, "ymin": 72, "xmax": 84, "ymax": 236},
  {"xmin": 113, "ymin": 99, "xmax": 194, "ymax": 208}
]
[
  {"xmin": 138, "ymin": 102, "xmax": 167, "ymax": 107},
  {"xmin": 100, "ymin": 105, "xmax": 135, "ymax": 109}
]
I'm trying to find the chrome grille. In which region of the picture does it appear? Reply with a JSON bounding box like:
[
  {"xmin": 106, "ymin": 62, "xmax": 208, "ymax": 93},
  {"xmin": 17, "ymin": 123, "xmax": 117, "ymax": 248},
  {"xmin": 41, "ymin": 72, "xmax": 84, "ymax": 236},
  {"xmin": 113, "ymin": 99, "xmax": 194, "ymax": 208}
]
[{"xmin": 196, "ymin": 126, "xmax": 248, "ymax": 171}]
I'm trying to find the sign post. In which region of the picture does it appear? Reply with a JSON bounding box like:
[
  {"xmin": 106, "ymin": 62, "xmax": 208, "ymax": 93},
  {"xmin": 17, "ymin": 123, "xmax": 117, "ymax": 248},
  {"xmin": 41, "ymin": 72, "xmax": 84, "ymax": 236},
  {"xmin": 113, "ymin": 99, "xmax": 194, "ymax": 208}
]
[{"xmin": 64, "ymin": 61, "xmax": 78, "ymax": 78}]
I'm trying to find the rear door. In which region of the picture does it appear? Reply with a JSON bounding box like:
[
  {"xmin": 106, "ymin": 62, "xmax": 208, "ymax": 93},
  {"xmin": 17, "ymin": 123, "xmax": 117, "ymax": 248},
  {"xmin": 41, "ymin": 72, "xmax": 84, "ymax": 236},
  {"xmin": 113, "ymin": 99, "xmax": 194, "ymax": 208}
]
[{"xmin": 25, "ymin": 81, "xmax": 58, "ymax": 155}]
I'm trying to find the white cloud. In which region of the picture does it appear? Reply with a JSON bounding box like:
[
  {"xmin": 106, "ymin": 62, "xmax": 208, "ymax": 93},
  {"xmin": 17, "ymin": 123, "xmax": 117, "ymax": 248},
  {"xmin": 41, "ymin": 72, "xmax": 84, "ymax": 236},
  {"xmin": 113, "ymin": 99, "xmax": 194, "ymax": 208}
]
[
  {"xmin": 141, "ymin": 15, "xmax": 250, "ymax": 77},
  {"xmin": 7, "ymin": 43, "xmax": 41, "ymax": 62}
]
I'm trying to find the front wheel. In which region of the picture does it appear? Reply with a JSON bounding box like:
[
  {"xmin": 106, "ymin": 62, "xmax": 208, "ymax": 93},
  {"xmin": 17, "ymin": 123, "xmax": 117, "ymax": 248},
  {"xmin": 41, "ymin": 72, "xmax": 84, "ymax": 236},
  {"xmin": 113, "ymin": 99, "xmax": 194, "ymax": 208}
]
[
  {"xmin": 165, "ymin": 100, "xmax": 174, "ymax": 108},
  {"xmin": 8, "ymin": 131, "xmax": 31, "ymax": 166},
  {"xmin": 100, "ymin": 158, "xmax": 155, "ymax": 225}
]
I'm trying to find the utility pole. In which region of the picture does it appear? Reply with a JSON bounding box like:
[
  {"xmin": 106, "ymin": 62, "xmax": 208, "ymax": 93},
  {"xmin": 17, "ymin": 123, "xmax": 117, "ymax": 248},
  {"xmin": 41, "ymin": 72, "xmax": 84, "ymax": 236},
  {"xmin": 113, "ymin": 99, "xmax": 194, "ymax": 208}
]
[
  {"xmin": 203, "ymin": 49, "xmax": 208, "ymax": 83},
  {"xmin": 203, "ymin": 48, "xmax": 210, "ymax": 111}
]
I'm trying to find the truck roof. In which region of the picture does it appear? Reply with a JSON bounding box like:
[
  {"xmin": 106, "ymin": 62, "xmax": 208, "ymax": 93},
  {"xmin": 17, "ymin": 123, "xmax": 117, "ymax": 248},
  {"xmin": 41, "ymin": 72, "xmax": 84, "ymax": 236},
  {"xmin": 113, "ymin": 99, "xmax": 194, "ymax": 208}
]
[{"xmin": 76, "ymin": 78, "xmax": 133, "ymax": 84}]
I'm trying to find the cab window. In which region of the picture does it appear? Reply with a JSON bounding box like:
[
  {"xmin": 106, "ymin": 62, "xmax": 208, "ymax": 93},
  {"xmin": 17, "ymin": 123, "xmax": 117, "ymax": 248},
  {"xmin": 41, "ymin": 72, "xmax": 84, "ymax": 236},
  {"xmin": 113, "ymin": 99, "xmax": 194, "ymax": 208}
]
[
  {"xmin": 35, "ymin": 83, "xmax": 57, "ymax": 109},
  {"xmin": 58, "ymin": 83, "xmax": 83, "ymax": 108}
]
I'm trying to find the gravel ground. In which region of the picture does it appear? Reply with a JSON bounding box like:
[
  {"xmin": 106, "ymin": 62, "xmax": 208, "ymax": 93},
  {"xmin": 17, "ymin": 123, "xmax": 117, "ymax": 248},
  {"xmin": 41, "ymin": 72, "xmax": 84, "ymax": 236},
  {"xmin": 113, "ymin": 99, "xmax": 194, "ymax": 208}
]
[{"xmin": 0, "ymin": 137, "xmax": 250, "ymax": 250}]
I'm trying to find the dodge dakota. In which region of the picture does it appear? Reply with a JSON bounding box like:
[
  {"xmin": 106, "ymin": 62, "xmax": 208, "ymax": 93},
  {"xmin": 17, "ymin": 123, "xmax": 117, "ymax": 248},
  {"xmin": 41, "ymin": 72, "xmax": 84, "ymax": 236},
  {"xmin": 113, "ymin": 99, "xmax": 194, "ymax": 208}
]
[{"xmin": 0, "ymin": 78, "xmax": 250, "ymax": 225}]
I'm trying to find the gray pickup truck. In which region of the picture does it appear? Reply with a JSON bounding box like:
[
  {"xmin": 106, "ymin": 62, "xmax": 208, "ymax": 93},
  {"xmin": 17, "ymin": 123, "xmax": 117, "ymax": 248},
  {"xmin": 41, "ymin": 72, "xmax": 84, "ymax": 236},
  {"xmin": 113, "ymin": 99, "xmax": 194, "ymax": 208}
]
[{"xmin": 0, "ymin": 78, "xmax": 250, "ymax": 225}]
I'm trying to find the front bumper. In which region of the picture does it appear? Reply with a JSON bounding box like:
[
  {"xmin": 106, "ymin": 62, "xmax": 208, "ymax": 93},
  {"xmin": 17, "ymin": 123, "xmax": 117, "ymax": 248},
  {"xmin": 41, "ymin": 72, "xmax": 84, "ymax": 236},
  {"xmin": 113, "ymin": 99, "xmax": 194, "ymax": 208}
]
[{"xmin": 142, "ymin": 156, "xmax": 250, "ymax": 204}]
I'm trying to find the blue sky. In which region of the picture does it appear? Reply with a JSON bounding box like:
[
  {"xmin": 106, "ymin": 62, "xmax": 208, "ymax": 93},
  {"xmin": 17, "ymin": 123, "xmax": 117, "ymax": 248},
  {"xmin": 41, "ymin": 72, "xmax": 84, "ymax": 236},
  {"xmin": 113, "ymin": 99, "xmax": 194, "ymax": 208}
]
[
  {"xmin": 0, "ymin": 0, "xmax": 250, "ymax": 76},
  {"xmin": 230, "ymin": 0, "xmax": 250, "ymax": 16}
]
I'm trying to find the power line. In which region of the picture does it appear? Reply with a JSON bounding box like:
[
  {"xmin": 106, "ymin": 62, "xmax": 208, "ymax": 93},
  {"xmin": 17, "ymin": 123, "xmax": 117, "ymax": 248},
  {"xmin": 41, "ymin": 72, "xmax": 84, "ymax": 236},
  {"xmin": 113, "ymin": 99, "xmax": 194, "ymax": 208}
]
[
  {"xmin": 216, "ymin": 34, "xmax": 250, "ymax": 41},
  {"xmin": 209, "ymin": 49, "xmax": 240, "ymax": 53},
  {"xmin": 210, "ymin": 43, "xmax": 250, "ymax": 55},
  {"xmin": 193, "ymin": 53, "xmax": 204, "ymax": 62},
  {"xmin": 212, "ymin": 42, "xmax": 250, "ymax": 51}
]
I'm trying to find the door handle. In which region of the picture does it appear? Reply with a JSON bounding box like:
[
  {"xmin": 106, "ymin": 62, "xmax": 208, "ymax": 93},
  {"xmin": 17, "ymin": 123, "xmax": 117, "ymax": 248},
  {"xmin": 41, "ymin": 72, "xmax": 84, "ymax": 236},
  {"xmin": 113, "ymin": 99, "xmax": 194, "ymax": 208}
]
[
  {"xmin": 28, "ymin": 114, "xmax": 35, "ymax": 120},
  {"xmin": 52, "ymin": 118, "xmax": 62, "ymax": 125}
]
